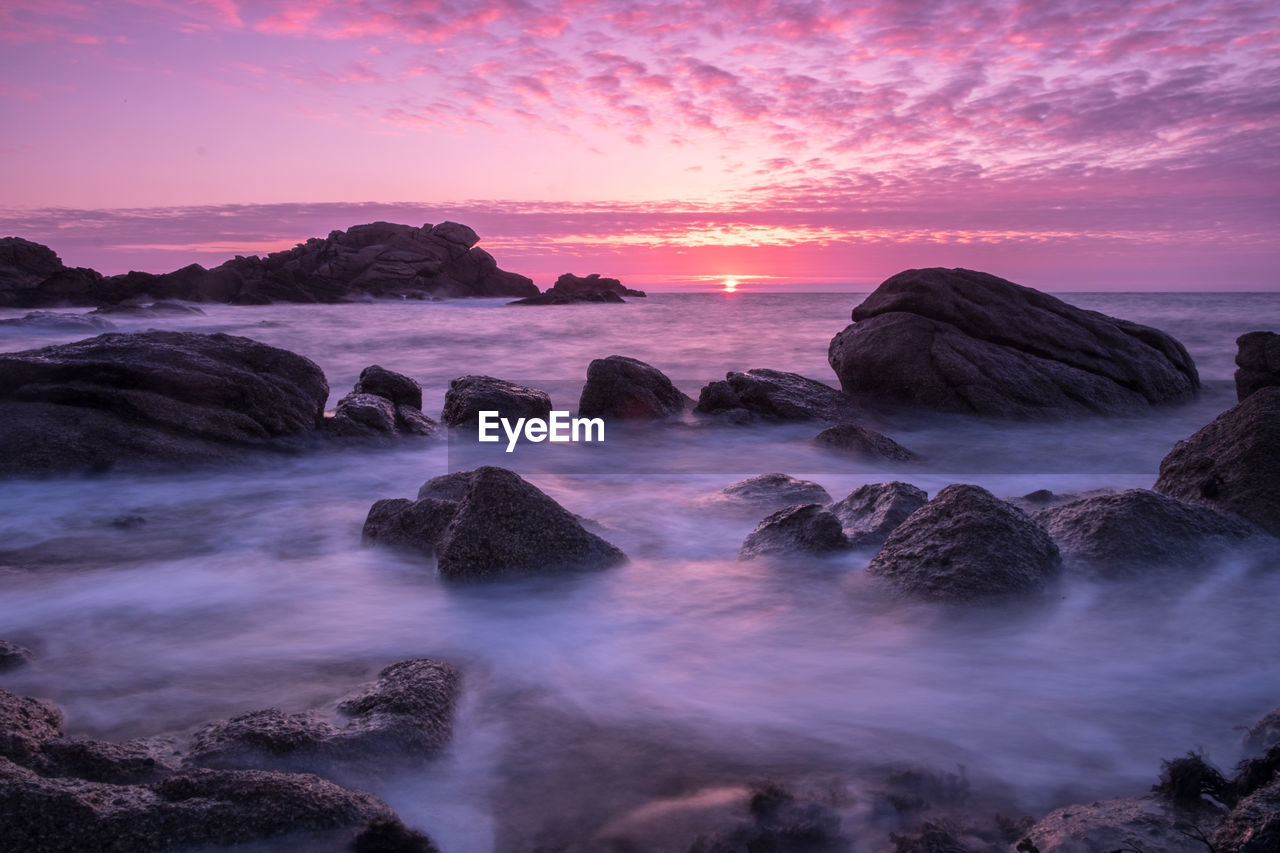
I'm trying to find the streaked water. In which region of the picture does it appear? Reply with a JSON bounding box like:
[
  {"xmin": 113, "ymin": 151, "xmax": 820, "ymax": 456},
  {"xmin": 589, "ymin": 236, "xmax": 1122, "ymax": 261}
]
[{"xmin": 1, "ymin": 292, "xmax": 1278, "ymax": 851}]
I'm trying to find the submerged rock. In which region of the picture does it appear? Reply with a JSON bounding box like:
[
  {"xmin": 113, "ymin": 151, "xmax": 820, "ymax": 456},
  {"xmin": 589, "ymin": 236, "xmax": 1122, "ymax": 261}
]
[
  {"xmin": 0, "ymin": 641, "xmax": 31, "ymax": 672},
  {"xmin": 1154, "ymin": 387, "xmax": 1280, "ymax": 535},
  {"xmin": 1018, "ymin": 795, "xmax": 1218, "ymax": 853},
  {"xmin": 439, "ymin": 375, "xmax": 553, "ymax": 426},
  {"xmin": 364, "ymin": 467, "xmax": 626, "ymax": 577},
  {"xmin": 0, "ymin": 311, "xmax": 116, "ymax": 332},
  {"xmin": 828, "ymin": 267, "xmax": 1200, "ymax": 418},
  {"xmin": 0, "ymin": 331, "xmax": 329, "ymax": 476},
  {"xmin": 739, "ymin": 504, "xmax": 848, "ymax": 559},
  {"xmin": 1236, "ymin": 331, "xmax": 1280, "ymax": 402},
  {"xmin": 813, "ymin": 422, "xmax": 919, "ymax": 461},
  {"xmin": 719, "ymin": 474, "xmax": 833, "ymax": 512},
  {"xmin": 830, "ymin": 482, "xmax": 928, "ymax": 548},
  {"xmin": 329, "ymin": 365, "xmax": 438, "ymax": 439},
  {"xmin": 695, "ymin": 369, "xmax": 859, "ymax": 423},
  {"xmin": 1033, "ymin": 489, "xmax": 1260, "ymax": 576},
  {"xmin": 577, "ymin": 355, "xmax": 692, "ymax": 420},
  {"xmin": 867, "ymin": 484, "xmax": 1061, "ymax": 600}
]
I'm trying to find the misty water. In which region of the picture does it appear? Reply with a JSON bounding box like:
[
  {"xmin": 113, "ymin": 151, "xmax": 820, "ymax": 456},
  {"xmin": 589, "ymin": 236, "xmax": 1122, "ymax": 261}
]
[{"xmin": 2, "ymin": 292, "xmax": 1279, "ymax": 851}]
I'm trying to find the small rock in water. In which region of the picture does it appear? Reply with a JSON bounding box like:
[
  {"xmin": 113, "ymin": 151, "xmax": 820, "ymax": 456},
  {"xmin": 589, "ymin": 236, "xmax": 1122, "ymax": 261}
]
[
  {"xmin": 830, "ymin": 482, "xmax": 928, "ymax": 548},
  {"xmin": 695, "ymin": 368, "xmax": 859, "ymax": 423},
  {"xmin": 718, "ymin": 474, "xmax": 833, "ymax": 512},
  {"xmin": 0, "ymin": 311, "xmax": 116, "ymax": 331},
  {"xmin": 740, "ymin": 504, "xmax": 848, "ymax": 559},
  {"xmin": 814, "ymin": 422, "xmax": 919, "ymax": 461},
  {"xmin": 577, "ymin": 355, "xmax": 692, "ymax": 420},
  {"xmin": 0, "ymin": 641, "xmax": 32, "ymax": 673},
  {"xmin": 439, "ymin": 375, "xmax": 553, "ymax": 426},
  {"xmin": 328, "ymin": 365, "xmax": 439, "ymax": 440}
]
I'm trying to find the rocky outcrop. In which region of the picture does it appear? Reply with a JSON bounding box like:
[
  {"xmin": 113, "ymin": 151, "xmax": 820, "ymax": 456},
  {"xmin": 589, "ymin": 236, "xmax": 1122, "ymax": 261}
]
[
  {"xmin": 1212, "ymin": 777, "xmax": 1280, "ymax": 853},
  {"xmin": 189, "ymin": 659, "xmax": 459, "ymax": 772},
  {"xmin": 813, "ymin": 422, "xmax": 919, "ymax": 461},
  {"xmin": 718, "ymin": 474, "xmax": 833, "ymax": 512},
  {"xmin": 1154, "ymin": 387, "xmax": 1280, "ymax": 535},
  {"xmin": 0, "ymin": 331, "xmax": 329, "ymax": 476},
  {"xmin": 91, "ymin": 302, "xmax": 205, "ymax": 318},
  {"xmin": 0, "ymin": 641, "xmax": 31, "ymax": 672},
  {"xmin": 867, "ymin": 484, "xmax": 1061, "ymax": 600},
  {"xmin": 1017, "ymin": 795, "xmax": 1218, "ymax": 853},
  {"xmin": 363, "ymin": 467, "xmax": 626, "ymax": 577},
  {"xmin": 0, "ymin": 311, "xmax": 116, "ymax": 332},
  {"xmin": 1033, "ymin": 489, "xmax": 1260, "ymax": 576},
  {"xmin": 577, "ymin": 356, "xmax": 691, "ymax": 420},
  {"xmin": 739, "ymin": 504, "xmax": 848, "ymax": 558},
  {"xmin": 1236, "ymin": 331, "xmax": 1280, "ymax": 402},
  {"xmin": 695, "ymin": 369, "xmax": 859, "ymax": 423},
  {"xmin": 1, "ymin": 223, "xmax": 536, "ymax": 307},
  {"xmin": 828, "ymin": 268, "xmax": 1200, "ymax": 418},
  {"xmin": 440, "ymin": 375, "xmax": 553, "ymax": 427},
  {"xmin": 830, "ymin": 482, "xmax": 928, "ymax": 548},
  {"xmin": 510, "ymin": 273, "xmax": 646, "ymax": 305},
  {"xmin": 328, "ymin": 365, "xmax": 438, "ymax": 439}
]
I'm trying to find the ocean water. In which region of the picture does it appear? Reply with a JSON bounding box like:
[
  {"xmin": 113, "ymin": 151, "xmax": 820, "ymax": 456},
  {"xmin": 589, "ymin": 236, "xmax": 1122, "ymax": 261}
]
[{"xmin": 1, "ymin": 291, "xmax": 1278, "ymax": 851}]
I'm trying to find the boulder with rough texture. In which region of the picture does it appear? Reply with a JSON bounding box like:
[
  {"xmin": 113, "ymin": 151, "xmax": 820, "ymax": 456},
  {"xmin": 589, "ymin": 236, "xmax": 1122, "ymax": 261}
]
[
  {"xmin": 695, "ymin": 369, "xmax": 859, "ymax": 423},
  {"xmin": 867, "ymin": 484, "xmax": 1061, "ymax": 600},
  {"xmin": 739, "ymin": 504, "xmax": 848, "ymax": 559},
  {"xmin": 329, "ymin": 365, "xmax": 438, "ymax": 439},
  {"xmin": 189, "ymin": 659, "xmax": 460, "ymax": 771},
  {"xmin": 577, "ymin": 356, "xmax": 692, "ymax": 420},
  {"xmin": 0, "ymin": 689, "xmax": 64, "ymax": 765},
  {"xmin": 1018, "ymin": 795, "xmax": 1219, "ymax": 853},
  {"xmin": 440, "ymin": 375, "xmax": 553, "ymax": 426},
  {"xmin": 813, "ymin": 422, "xmax": 919, "ymax": 461},
  {"xmin": 718, "ymin": 474, "xmax": 833, "ymax": 512},
  {"xmin": 1236, "ymin": 331, "xmax": 1280, "ymax": 402},
  {"xmin": 364, "ymin": 467, "xmax": 626, "ymax": 577},
  {"xmin": 0, "ymin": 311, "xmax": 115, "ymax": 332},
  {"xmin": 353, "ymin": 364, "xmax": 422, "ymax": 410},
  {"xmin": 0, "ymin": 331, "xmax": 329, "ymax": 476},
  {"xmin": 1154, "ymin": 387, "xmax": 1280, "ymax": 535},
  {"xmin": 511, "ymin": 273, "xmax": 647, "ymax": 305},
  {"xmin": 1212, "ymin": 777, "xmax": 1280, "ymax": 853},
  {"xmin": 828, "ymin": 267, "xmax": 1200, "ymax": 418},
  {"xmin": 0, "ymin": 237, "xmax": 107, "ymax": 308},
  {"xmin": 1033, "ymin": 489, "xmax": 1260, "ymax": 576},
  {"xmin": 830, "ymin": 482, "xmax": 928, "ymax": 547},
  {"xmin": 0, "ymin": 641, "xmax": 31, "ymax": 672}
]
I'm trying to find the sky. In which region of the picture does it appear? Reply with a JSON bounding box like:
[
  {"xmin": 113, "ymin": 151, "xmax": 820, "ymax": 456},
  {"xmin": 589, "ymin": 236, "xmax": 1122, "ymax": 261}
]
[{"xmin": 1, "ymin": 0, "xmax": 1277, "ymax": 290}]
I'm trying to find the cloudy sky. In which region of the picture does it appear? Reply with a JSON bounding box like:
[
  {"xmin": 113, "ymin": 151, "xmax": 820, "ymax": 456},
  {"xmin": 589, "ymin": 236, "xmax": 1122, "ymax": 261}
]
[{"xmin": 2, "ymin": 0, "xmax": 1277, "ymax": 289}]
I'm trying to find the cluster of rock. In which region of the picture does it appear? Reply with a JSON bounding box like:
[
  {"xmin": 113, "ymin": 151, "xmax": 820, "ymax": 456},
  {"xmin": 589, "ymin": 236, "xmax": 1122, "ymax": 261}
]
[
  {"xmin": 510, "ymin": 273, "xmax": 646, "ymax": 305},
  {"xmin": 0, "ymin": 222, "xmax": 535, "ymax": 307},
  {"xmin": 329, "ymin": 365, "xmax": 438, "ymax": 440}
]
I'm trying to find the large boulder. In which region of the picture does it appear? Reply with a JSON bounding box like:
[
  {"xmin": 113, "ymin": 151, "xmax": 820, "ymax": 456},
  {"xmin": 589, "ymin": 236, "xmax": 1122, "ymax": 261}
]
[
  {"xmin": 813, "ymin": 422, "xmax": 919, "ymax": 461},
  {"xmin": 866, "ymin": 484, "xmax": 1061, "ymax": 600},
  {"xmin": 1018, "ymin": 795, "xmax": 1219, "ymax": 853},
  {"xmin": 577, "ymin": 356, "xmax": 691, "ymax": 420},
  {"xmin": 695, "ymin": 369, "xmax": 859, "ymax": 423},
  {"xmin": 1033, "ymin": 489, "xmax": 1261, "ymax": 576},
  {"xmin": 328, "ymin": 365, "xmax": 438, "ymax": 439},
  {"xmin": 440, "ymin": 375, "xmax": 553, "ymax": 427},
  {"xmin": 739, "ymin": 504, "xmax": 848, "ymax": 559},
  {"xmin": 717, "ymin": 474, "xmax": 833, "ymax": 512},
  {"xmin": 363, "ymin": 467, "xmax": 626, "ymax": 578},
  {"xmin": 828, "ymin": 268, "xmax": 1200, "ymax": 418},
  {"xmin": 1236, "ymin": 331, "xmax": 1280, "ymax": 402},
  {"xmin": 0, "ymin": 237, "xmax": 107, "ymax": 308},
  {"xmin": 0, "ymin": 331, "xmax": 329, "ymax": 476},
  {"xmin": 830, "ymin": 482, "xmax": 928, "ymax": 548},
  {"xmin": 1154, "ymin": 387, "xmax": 1280, "ymax": 535}
]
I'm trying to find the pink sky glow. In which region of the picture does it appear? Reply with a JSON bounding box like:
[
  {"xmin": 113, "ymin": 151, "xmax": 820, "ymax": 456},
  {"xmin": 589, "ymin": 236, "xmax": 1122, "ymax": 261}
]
[{"xmin": 1, "ymin": 0, "xmax": 1277, "ymax": 290}]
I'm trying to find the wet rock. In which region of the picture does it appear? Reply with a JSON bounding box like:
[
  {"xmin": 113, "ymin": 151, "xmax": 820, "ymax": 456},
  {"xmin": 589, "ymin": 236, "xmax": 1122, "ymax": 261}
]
[
  {"xmin": 415, "ymin": 471, "xmax": 474, "ymax": 502},
  {"xmin": 0, "ymin": 331, "xmax": 329, "ymax": 476},
  {"xmin": 1244, "ymin": 707, "xmax": 1280, "ymax": 755},
  {"xmin": 1236, "ymin": 331, "xmax": 1280, "ymax": 402},
  {"xmin": 36, "ymin": 737, "xmax": 178, "ymax": 785},
  {"xmin": 828, "ymin": 267, "xmax": 1199, "ymax": 418},
  {"xmin": 0, "ymin": 756, "xmax": 395, "ymax": 853},
  {"xmin": 740, "ymin": 504, "xmax": 848, "ymax": 559},
  {"xmin": 0, "ymin": 237, "xmax": 107, "ymax": 308},
  {"xmin": 695, "ymin": 369, "xmax": 859, "ymax": 423},
  {"xmin": 331, "ymin": 393, "xmax": 399, "ymax": 436},
  {"xmin": 353, "ymin": 365, "xmax": 423, "ymax": 410},
  {"xmin": 1032, "ymin": 489, "xmax": 1260, "ymax": 576},
  {"xmin": 1211, "ymin": 777, "xmax": 1280, "ymax": 853},
  {"xmin": 189, "ymin": 659, "xmax": 460, "ymax": 772},
  {"xmin": 720, "ymin": 474, "xmax": 833, "ymax": 512},
  {"xmin": 813, "ymin": 422, "xmax": 919, "ymax": 461},
  {"xmin": 0, "ymin": 311, "xmax": 116, "ymax": 331},
  {"xmin": 0, "ymin": 689, "xmax": 63, "ymax": 764},
  {"xmin": 328, "ymin": 366, "xmax": 437, "ymax": 439},
  {"xmin": 440, "ymin": 375, "xmax": 553, "ymax": 427},
  {"xmin": 1017, "ymin": 795, "xmax": 1218, "ymax": 853},
  {"xmin": 867, "ymin": 485, "xmax": 1061, "ymax": 601},
  {"xmin": 0, "ymin": 640, "xmax": 32, "ymax": 672},
  {"xmin": 577, "ymin": 355, "xmax": 692, "ymax": 420},
  {"xmin": 830, "ymin": 482, "xmax": 928, "ymax": 548},
  {"xmin": 365, "ymin": 467, "xmax": 626, "ymax": 577},
  {"xmin": 1154, "ymin": 387, "xmax": 1280, "ymax": 535}
]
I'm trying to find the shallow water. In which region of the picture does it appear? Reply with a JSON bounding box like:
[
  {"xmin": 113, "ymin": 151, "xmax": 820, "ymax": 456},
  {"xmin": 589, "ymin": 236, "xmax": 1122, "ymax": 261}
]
[{"xmin": 1, "ymin": 292, "xmax": 1278, "ymax": 851}]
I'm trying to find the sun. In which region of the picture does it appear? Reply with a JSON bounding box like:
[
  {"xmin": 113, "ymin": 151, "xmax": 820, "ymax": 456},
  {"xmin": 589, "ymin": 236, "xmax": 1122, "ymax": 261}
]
[{"xmin": 721, "ymin": 277, "xmax": 740, "ymax": 293}]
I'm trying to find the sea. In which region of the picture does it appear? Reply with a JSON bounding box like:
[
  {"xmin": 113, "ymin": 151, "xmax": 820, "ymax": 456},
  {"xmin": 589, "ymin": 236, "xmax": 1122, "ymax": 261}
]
[{"xmin": 1, "ymin": 291, "xmax": 1278, "ymax": 851}]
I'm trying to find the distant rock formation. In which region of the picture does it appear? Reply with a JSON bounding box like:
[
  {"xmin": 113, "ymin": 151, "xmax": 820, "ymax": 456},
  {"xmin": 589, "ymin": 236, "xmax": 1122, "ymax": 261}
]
[
  {"xmin": 828, "ymin": 267, "xmax": 1200, "ymax": 418},
  {"xmin": 510, "ymin": 272, "xmax": 645, "ymax": 305},
  {"xmin": 0, "ymin": 222, "xmax": 537, "ymax": 307}
]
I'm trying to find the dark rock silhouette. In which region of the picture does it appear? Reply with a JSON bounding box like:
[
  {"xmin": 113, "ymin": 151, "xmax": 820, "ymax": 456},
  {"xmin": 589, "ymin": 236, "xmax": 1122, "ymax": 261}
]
[
  {"xmin": 739, "ymin": 504, "xmax": 848, "ymax": 558},
  {"xmin": 718, "ymin": 474, "xmax": 833, "ymax": 511},
  {"xmin": 440, "ymin": 375, "xmax": 553, "ymax": 427},
  {"xmin": 1154, "ymin": 387, "xmax": 1280, "ymax": 535},
  {"xmin": 510, "ymin": 273, "xmax": 646, "ymax": 305},
  {"xmin": 695, "ymin": 369, "xmax": 859, "ymax": 423},
  {"xmin": 813, "ymin": 422, "xmax": 919, "ymax": 461},
  {"xmin": 828, "ymin": 267, "xmax": 1199, "ymax": 418},
  {"xmin": 0, "ymin": 331, "xmax": 329, "ymax": 476},
  {"xmin": 329, "ymin": 365, "xmax": 438, "ymax": 439},
  {"xmin": 830, "ymin": 482, "xmax": 928, "ymax": 547},
  {"xmin": 0, "ymin": 223, "xmax": 536, "ymax": 307},
  {"xmin": 363, "ymin": 467, "xmax": 626, "ymax": 578},
  {"xmin": 867, "ymin": 484, "xmax": 1061, "ymax": 600},
  {"xmin": 1235, "ymin": 331, "xmax": 1280, "ymax": 402},
  {"xmin": 0, "ymin": 641, "xmax": 31, "ymax": 673},
  {"xmin": 577, "ymin": 355, "xmax": 692, "ymax": 419}
]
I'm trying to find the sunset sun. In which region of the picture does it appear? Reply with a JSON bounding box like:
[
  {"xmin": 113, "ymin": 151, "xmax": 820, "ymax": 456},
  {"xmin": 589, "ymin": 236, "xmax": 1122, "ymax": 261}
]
[{"xmin": 721, "ymin": 277, "xmax": 740, "ymax": 293}]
